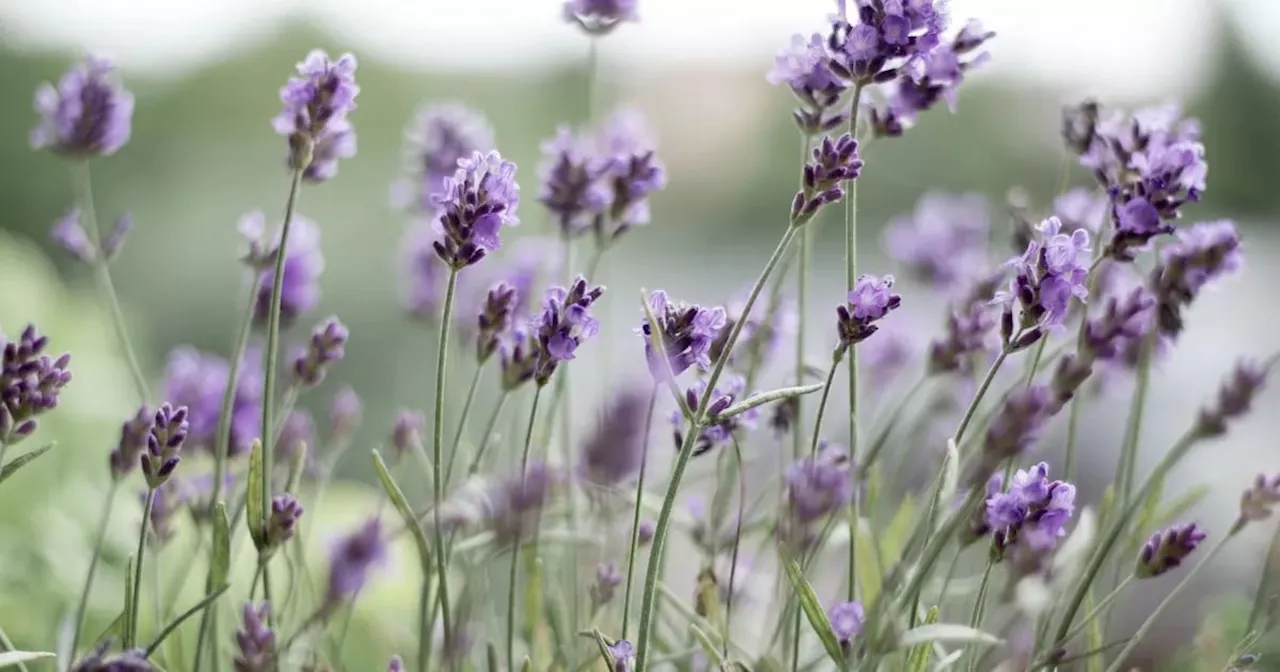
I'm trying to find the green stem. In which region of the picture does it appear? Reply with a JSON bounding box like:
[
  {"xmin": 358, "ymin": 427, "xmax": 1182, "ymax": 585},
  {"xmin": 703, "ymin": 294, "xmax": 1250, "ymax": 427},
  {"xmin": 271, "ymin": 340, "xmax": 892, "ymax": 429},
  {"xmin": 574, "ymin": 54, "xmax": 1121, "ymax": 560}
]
[
  {"xmin": 71, "ymin": 161, "xmax": 151, "ymax": 402},
  {"xmin": 128, "ymin": 488, "xmax": 155, "ymax": 648},
  {"xmin": 955, "ymin": 348, "xmax": 1011, "ymax": 446},
  {"xmin": 1060, "ymin": 574, "xmax": 1134, "ymax": 645},
  {"xmin": 444, "ymin": 363, "xmax": 485, "ymax": 486},
  {"xmin": 795, "ymin": 134, "xmax": 814, "ymax": 465},
  {"xmin": 621, "ymin": 384, "xmax": 659, "ymax": 639},
  {"xmin": 1050, "ymin": 428, "xmax": 1199, "ymax": 649},
  {"xmin": 809, "ymin": 350, "xmax": 845, "ymax": 456},
  {"xmin": 635, "ymin": 225, "xmax": 798, "ymax": 670},
  {"xmin": 1115, "ymin": 337, "xmax": 1153, "ymax": 511},
  {"xmin": 509, "ymin": 386, "xmax": 543, "ymax": 672},
  {"xmin": 69, "ymin": 480, "xmax": 119, "ymax": 660},
  {"xmin": 858, "ymin": 373, "xmax": 928, "ymax": 475},
  {"xmin": 143, "ymin": 584, "xmax": 230, "ymax": 657},
  {"xmin": 845, "ymin": 82, "xmax": 865, "ymax": 604},
  {"xmin": 430, "ymin": 268, "xmax": 460, "ymax": 665},
  {"xmin": 1104, "ymin": 525, "xmax": 1241, "ymax": 672},
  {"xmin": 1063, "ymin": 394, "xmax": 1083, "ymax": 481},
  {"xmin": 463, "ymin": 392, "xmax": 510, "ymax": 478},
  {"xmin": 964, "ymin": 558, "xmax": 995, "ymax": 672}
]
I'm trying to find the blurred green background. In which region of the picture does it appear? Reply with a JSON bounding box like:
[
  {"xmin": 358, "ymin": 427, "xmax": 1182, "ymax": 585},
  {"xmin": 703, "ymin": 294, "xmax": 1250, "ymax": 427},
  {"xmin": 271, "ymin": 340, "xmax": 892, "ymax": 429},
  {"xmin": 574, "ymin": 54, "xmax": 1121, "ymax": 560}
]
[{"xmin": 2, "ymin": 1, "xmax": 1280, "ymax": 669}]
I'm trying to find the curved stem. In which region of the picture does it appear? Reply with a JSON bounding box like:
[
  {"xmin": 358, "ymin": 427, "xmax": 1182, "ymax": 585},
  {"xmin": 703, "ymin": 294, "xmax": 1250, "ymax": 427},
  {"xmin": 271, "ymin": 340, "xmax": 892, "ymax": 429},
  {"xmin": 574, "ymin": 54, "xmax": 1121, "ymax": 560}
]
[
  {"xmin": 955, "ymin": 348, "xmax": 1010, "ymax": 446},
  {"xmin": 128, "ymin": 488, "xmax": 155, "ymax": 648},
  {"xmin": 795, "ymin": 134, "xmax": 814, "ymax": 464},
  {"xmin": 430, "ymin": 268, "xmax": 460, "ymax": 665},
  {"xmin": 444, "ymin": 363, "xmax": 485, "ymax": 485},
  {"xmin": 69, "ymin": 480, "xmax": 120, "ymax": 659},
  {"xmin": 1060, "ymin": 574, "xmax": 1134, "ymax": 645},
  {"xmin": 209, "ymin": 280, "xmax": 263, "ymax": 508},
  {"xmin": 508, "ymin": 386, "xmax": 543, "ymax": 672},
  {"xmin": 963, "ymin": 558, "xmax": 995, "ymax": 672},
  {"xmin": 1104, "ymin": 527, "xmax": 1240, "ymax": 672},
  {"xmin": 724, "ymin": 439, "xmax": 747, "ymax": 657},
  {"xmin": 621, "ymin": 384, "xmax": 659, "ymax": 639},
  {"xmin": 71, "ymin": 161, "xmax": 151, "ymax": 402},
  {"xmin": 808, "ymin": 351, "xmax": 845, "ymax": 457},
  {"xmin": 635, "ymin": 225, "xmax": 798, "ymax": 670}
]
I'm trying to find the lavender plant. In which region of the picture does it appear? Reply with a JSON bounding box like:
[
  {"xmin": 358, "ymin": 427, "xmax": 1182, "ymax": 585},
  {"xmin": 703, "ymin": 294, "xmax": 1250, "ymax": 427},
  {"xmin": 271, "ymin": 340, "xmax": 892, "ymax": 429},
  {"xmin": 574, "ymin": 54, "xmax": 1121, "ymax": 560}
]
[{"xmin": 4, "ymin": 3, "xmax": 1278, "ymax": 672}]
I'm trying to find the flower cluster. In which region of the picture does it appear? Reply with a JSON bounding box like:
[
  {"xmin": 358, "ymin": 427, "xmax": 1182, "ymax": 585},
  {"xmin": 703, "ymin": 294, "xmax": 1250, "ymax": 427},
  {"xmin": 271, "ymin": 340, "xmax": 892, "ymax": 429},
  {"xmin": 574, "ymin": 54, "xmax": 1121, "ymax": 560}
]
[
  {"xmin": 234, "ymin": 602, "xmax": 275, "ymax": 672},
  {"xmin": 431, "ymin": 150, "xmax": 521, "ymax": 269},
  {"xmin": 1196, "ymin": 360, "xmax": 1268, "ymax": 439},
  {"xmin": 1136, "ymin": 523, "xmax": 1206, "ymax": 579},
  {"xmin": 266, "ymin": 493, "xmax": 304, "ymax": 549},
  {"xmin": 252, "ymin": 215, "xmax": 325, "ymax": 328},
  {"xmin": 539, "ymin": 127, "xmax": 611, "ymax": 235},
  {"xmin": 31, "ymin": 56, "xmax": 134, "ymax": 157},
  {"xmin": 639, "ymin": 291, "xmax": 726, "ymax": 379},
  {"xmin": 70, "ymin": 645, "xmax": 151, "ymax": 671},
  {"xmin": 390, "ymin": 409, "xmax": 424, "ymax": 457},
  {"xmin": 983, "ymin": 462, "xmax": 1076, "ymax": 558},
  {"xmin": 325, "ymin": 518, "xmax": 388, "ymax": 613},
  {"xmin": 767, "ymin": 33, "xmax": 849, "ymax": 134},
  {"xmin": 531, "ymin": 276, "xmax": 604, "ymax": 386},
  {"xmin": 164, "ymin": 346, "xmax": 263, "ymax": 458},
  {"xmin": 108, "ymin": 407, "xmax": 154, "ymax": 479},
  {"xmin": 828, "ymin": 600, "xmax": 865, "ymax": 649},
  {"xmin": 1240, "ymin": 474, "xmax": 1280, "ymax": 523},
  {"xmin": 50, "ymin": 210, "xmax": 95, "ymax": 263},
  {"xmin": 273, "ymin": 50, "xmax": 359, "ymax": 182},
  {"xmin": 884, "ymin": 192, "xmax": 991, "ymax": 286},
  {"xmin": 0, "ymin": 325, "xmax": 72, "ymax": 445},
  {"xmin": 671, "ymin": 374, "xmax": 757, "ymax": 456},
  {"xmin": 779, "ymin": 442, "xmax": 853, "ymax": 552},
  {"xmin": 141, "ymin": 403, "xmax": 189, "ymax": 488},
  {"xmin": 1150, "ymin": 220, "xmax": 1242, "ymax": 339},
  {"xmin": 396, "ymin": 103, "xmax": 494, "ymax": 213},
  {"xmin": 837, "ymin": 274, "xmax": 901, "ymax": 348},
  {"xmin": 563, "ymin": 0, "xmax": 639, "ymax": 35},
  {"xmin": 994, "ymin": 217, "xmax": 1092, "ymax": 347},
  {"xmin": 578, "ymin": 386, "xmax": 650, "ymax": 488},
  {"xmin": 476, "ymin": 282, "xmax": 519, "ymax": 363},
  {"xmin": 292, "ymin": 316, "xmax": 348, "ymax": 388},
  {"xmin": 792, "ymin": 133, "xmax": 863, "ymax": 222},
  {"xmin": 975, "ymin": 385, "xmax": 1053, "ymax": 479}
]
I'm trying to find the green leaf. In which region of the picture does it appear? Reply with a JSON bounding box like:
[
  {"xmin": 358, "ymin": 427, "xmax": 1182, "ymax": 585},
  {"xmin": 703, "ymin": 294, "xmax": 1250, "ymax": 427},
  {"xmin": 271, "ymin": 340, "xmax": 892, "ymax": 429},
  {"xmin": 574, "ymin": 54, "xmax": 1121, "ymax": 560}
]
[
  {"xmin": 0, "ymin": 652, "xmax": 55, "ymax": 668},
  {"xmin": 0, "ymin": 442, "xmax": 55, "ymax": 484},
  {"xmin": 371, "ymin": 450, "xmax": 432, "ymax": 563},
  {"xmin": 122, "ymin": 554, "xmax": 135, "ymax": 648},
  {"xmin": 896, "ymin": 624, "xmax": 1002, "ymax": 649},
  {"xmin": 781, "ymin": 559, "xmax": 844, "ymax": 667},
  {"xmin": 210, "ymin": 501, "xmax": 231, "ymax": 589},
  {"xmin": 907, "ymin": 606, "xmax": 940, "ymax": 672},
  {"xmin": 90, "ymin": 611, "xmax": 124, "ymax": 649},
  {"xmin": 246, "ymin": 438, "xmax": 266, "ymax": 551},
  {"xmin": 689, "ymin": 623, "xmax": 726, "ymax": 668},
  {"xmin": 144, "ymin": 583, "xmax": 230, "ymax": 656},
  {"xmin": 713, "ymin": 384, "xmax": 825, "ymax": 420}
]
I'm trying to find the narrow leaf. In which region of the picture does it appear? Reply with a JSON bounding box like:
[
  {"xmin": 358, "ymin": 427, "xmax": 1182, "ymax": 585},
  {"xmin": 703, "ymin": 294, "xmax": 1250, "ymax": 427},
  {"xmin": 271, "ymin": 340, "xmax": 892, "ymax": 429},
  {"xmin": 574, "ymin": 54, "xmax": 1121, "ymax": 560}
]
[
  {"xmin": 144, "ymin": 584, "xmax": 230, "ymax": 656},
  {"xmin": 210, "ymin": 502, "xmax": 231, "ymax": 589},
  {"xmin": 0, "ymin": 443, "xmax": 55, "ymax": 484},
  {"xmin": 371, "ymin": 451, "xmax": 432, "ymax": 563},
  {"xmin": 781, "ymin": 559, "xmax": 844, "ymax": 666},
  {"xmin": 714, "ymin": 385, "xmax": 824, "ymax": 421},
  {"xmin": 0, "ymin": 652, "xmax": 55, "ymax": 668},
  {"xmin": 896, "ymin": 624, "xmax": 1002, "ymax": 649},
  {"xmin": 689, "ymin": 624, "xmax": 726, "ymax": 667},
  {"xmin": 246, "ymin": 439, "xmax": 266, "ymax": 550},
  {"xmin": 907, "ymin": 606, "xmax": 939, "ymax": 672},
  {"xmin": 934, "ymin": 650, "xmax": 965, "ymax": 670},
  {"xmin": 90, "ymin": 611, "xmax": 124, "ymax": 650}
]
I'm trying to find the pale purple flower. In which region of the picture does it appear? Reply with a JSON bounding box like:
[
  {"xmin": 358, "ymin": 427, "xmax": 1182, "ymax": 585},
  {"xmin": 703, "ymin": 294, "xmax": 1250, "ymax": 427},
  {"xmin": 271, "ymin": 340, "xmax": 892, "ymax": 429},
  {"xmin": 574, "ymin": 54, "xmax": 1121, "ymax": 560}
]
[
  {"xmin": 109, "ymin": 406, "xmax": 153, "ymax": 479},
  {"xmin": 145, "ymin": 479, "xmax": 187, "ymax": 545},
  {"xmin": 1152, "ymin": 220, "xmax": 1242, "ymax": 338},
  {"xmin": 100, "ymin": 213, "xmax": 133, "ymax": 261},
  {"xmin": 31, "ymin": 56, "xmax": 134, "ymax": 157},
  {"xmin": 324, "ymin": 517, "xmax": 387, "ymax": 611},
  {"xmin": 1083, "ymin": 286, "xmax": 1156, "ymax": 361},
  {"xmin": 1240, "ymin": 474, "xmax": 1280, "ymax": 522},
  {"xmin": 640, "ymin": 290, "xmax": 726, "ymax": 379},
  {"xmin": 273, "ymin": 50, "xmax": 359, "ymax": 182},
  {"xmin": 266, "ymin": 494, "xmax": 304, "ymax": 548},
  {"xmin": 486, "ymin": 462, "xmax": 561, "ymax": 546},
  {"xmin": 533, "ymin": 275, "xmax": 604, "ymax": 385},
  {"xmin": 0, "ymin": 324, "xmax": 73, "ymax": 445},
  {"xmin": 591, "ymin": 562, "xmax": 624, "ymax": 606},
  {"xmin": 397, "ymin": 103, "xmax": 494, "ymax": 212},
  {"xmin": 1197, "ymin": 360, "xmax": 1267, "ymax": 439},
  {"xmin": 391, "ymin": 409, "xmax": 424, "ymax": 457},
  {"xmin": 977, "ymin": 385, "xmax": 1052, "ymax": 478},
  {"xmin": 598, "ymin": 110, "xmax": 667, "ymax": 238},
  {"xmin": 330, "ymin": 386, "xmax": 362, "ymax": 439},
  {"xmin": 671, "ymin": 374, "xmax": 757, "ymax": 456},
  {"xmin": 884, "ymin": 192, "xmax": 990, "ymax": 285},
  {"xmin": 768, "ymin": 33, "xmax": 848, "ymax": 134},
  {"xmin": 983, "ymin": 461, "xmax": 1076, "ymax": 556},
  {"xmin": 163, "ymin": 346, "xmax": 262, "ymax": 458},
  {"xmin": 827, "ymin": 600, "xmax": 865, "ymax": 646},
  {"xmin": 793, "ymin": 133, "xmax": 863, "ymax": 222},
  {"xmin": 607, "ymin": 639, "xmax": 636, "ymax": 672},
  {"xmin": 829, "ymin": 0, "xmax": 950, "ymax": 84},
  {"xmin": 780, "ymin": 442, "xmax": 853, "ymax": 551},
  {"xmin": 234, "ymin": 602, "xmax": 275, "ymax": 672},
  {"xmin": 432, "ymin": 150, "xmax": 521, "ymax": 268},
  {"xmin": 928, "ymin": 301, "xmax": 996, "ymax": 376},
  {"xmin": 142, "ymin": 404, "xmax": 188, "ymax": 489},
  {"xmin": 292, "ymin": 316, "xmax": 348, "ymax": 388},
  {"xmin": 50, "ymin": 209, "xmax": 95, "ymax": 262},
  {"xmin": 837, "ymin": 274, "xmax": 902, "ymax": 347},
  {"xmin": 865, "ymin": 29, "xmax": 994, "ymax": 137},
  {"xmin": 863, "ymin": 325, "xmax": 914, "ymax": 388},
  {"xmin": 538, "ymin": 126, "xmax": 611, "ymax": 236},
  {"xmin": 578, "ymin": 385, "xmax": 650, "ymax": 487},
  {"xmin": 71, "ymin": 645, "xmax": 153, "ymax": 671},
  {"xmin": 563, "ymin": 0, "xmax": 639, "ymax": 34},
  {"xmin": 993, "ymin": 217, "xmax": 1091, "ymax": 343},
  {"xmin": 477, "ymin": 282, "xmax": 519, "ymax": 363},
  {"xmin": 1110, "ymin": 197, "xmax": 1174, "ymax": 262},
  {"xmin": 1137, "ymin": 523, "xmax": 1206, "ymax": 578},
  {"xmin": 253, "ymin": 215, "xmax": 325, "ymax": 329},
  {"xmin": 499, "ymin": 325, "xmax": 539, "ymax": 391},
  {"xmin": 1053, "ymin": 188, "xmax": 1108, "ymax": 236},
  {"xmin": 387, "ymin": 656, "xmax": 405, "ymax": 672}
]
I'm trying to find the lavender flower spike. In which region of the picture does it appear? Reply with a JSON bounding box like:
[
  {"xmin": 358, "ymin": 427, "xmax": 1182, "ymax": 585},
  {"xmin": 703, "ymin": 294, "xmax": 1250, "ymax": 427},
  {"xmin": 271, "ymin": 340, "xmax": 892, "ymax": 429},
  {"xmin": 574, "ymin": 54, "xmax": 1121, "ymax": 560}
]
[
  {"xmin": 0, "ymin": 324, "xmax": 74, "ymax": 445},
  {"xmin": 792, "ymin": 133, "xmax": 863, "ymax": 223},
  {"xmin": 563, "ymin": 0, "xmax": 639, "ymax": 35},
  {"xmin": 590, "ymin": 562, "xmax": 623, "ymax": 606},
  {"xmin": 578, "ymin": 385, "xmax": 650, "ymax": 487},
  {"xmin": 671, "ymin": 374, "xmax": 758, "ymax": 456},
  {"xmin": 1240, "ymin": 474, "xmax": 1280, "ymax": 522},
  {"xmin": 827, "ymin": 600, "xmax": 865, "ymax": 648},
  {"xmin": 533, "ymin": 275, "xmax": 605, "ymax": 386},
  {"xmin": 330, "ymin": 386, "xmax": 362, "ymax": 439},
  {"xmin": 397, "ymin": 103, "xmax": 494, "ymax": 212},
  {"xmin": 837, "ymin": 274, "xmax": 902, "ymax": 348},
  {"xmin": 1137, "ymin": 523, "xmax": 1207, "ymax": 578},
  {"xmin": 639, "ymin": 290, "xmax": 726, "ymax": 379},
  {"xmin": 485, "ymin": 462, "xmax": 561, "ymax": 546},
  {"xmin": 109, "ymin": 406, "xmax": 154, "ymax": 479},
  {"xmin": 598, "ymin": 110, "xmax": 667, "ymax": 240},
  {"xmin": 538, "ymin": 126, "xmax": 610, "ymax": 237},
  {"xmin": 1196, "ymin": 360, "xmax": 1268, "ymax": 439},
  {"xmin": 32, "ymin": 55, "xmax": 134, "ymax": 157},
  {"xmin": 141, "ymin": 404, "xmax": 189, "ymax": 488},
  {"xmin": 273, "ymin": 49, "xmax": 359, "ymax": 182},
  {"xmin": 50, "ymin": 210, "xmax": 95, "ymax": 262},
  {"xmin": 432, "ymin": 150, "xmax": 522, "ymax": 269},
  {"xmin": 1152, "ymin": 220, "xmax": 1242, "ymax": 339},
  {"xmin": 163, "ymin": 346, "xmax": 262, "ymax": 458},
  {"xmin": 768, "ymin": 33, "xmax": 848, "ymax": 135},
  {"xmin": 477, "ymin": 282, "xmax": 519, "ymax": 363},
  {"xmin": 253, "ymin": 215, "xmax": 324, "ymax": 328},
  {"xmin": 993, "ymin": 216, "xmax": 1091, "ymax": 346},
  {"xmin": 265, "ymin": 494, "xmax": 304, "ymax": 549},
  {"xmin": 292, "ymin": 316, "xmax": 349, "ymax": 388},
  {"xmin": 233, "ymin": 602, "xmax": 275, "ymax": 672},
  {"xmin": 324, "ymin": 517, "xmax": 388, "ymax": 613},
  {"xmin": 884, "ymin": 192, "xmax": 991, "ymax": 286},
  {"xmin": 391, "ymin": 409, "xmax": 425, "ymax": 458},
  {"xmin": 607, "ymin": 639, "xmax": 636, "ymax": 672},
  {"xmin": 70, "ymin": 645, "xmax": 153, "ymax": 671}
]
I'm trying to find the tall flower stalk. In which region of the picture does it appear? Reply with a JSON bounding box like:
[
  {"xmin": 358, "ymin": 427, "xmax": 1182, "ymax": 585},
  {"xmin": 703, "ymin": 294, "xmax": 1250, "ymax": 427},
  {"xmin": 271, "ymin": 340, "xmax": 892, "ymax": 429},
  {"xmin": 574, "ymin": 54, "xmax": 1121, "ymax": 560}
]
[{"xmin": 431, "ymin": 268, "xmax": 460, "ymax": 658}]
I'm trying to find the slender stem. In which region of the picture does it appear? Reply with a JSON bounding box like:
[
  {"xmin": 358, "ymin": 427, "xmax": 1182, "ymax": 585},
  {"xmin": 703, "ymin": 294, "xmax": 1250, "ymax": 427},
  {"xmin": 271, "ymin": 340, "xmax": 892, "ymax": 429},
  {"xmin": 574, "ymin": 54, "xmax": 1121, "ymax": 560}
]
[
  {"xmin": 1104, "ymin": 526, "xmax": 1240, "ymax": 672},
  {"xmin": 955, "ymin": 349, "xmax": 1011, "ymax": 446},
  {"xmin": 69, "ymin": 480, "xmax": 119, "ymax": 659},
  {"xmin": 858, "ymin": 373, "xmax": 928, "ymax": 475},
  {"xmin": 444, "ymin": 363, "xmax": 485, "ymax": 486},
  {"xmin": 71, "ymin": 161, "xmax": 151, "ymax": 402},
  {"xmin": 1061, "ymin": 574, "xmax": 1134, "ymax": 645},
  {"xmin": 1115, "ymin": 337, "xmax": 1153, "ymax": 510},
  {"xmin": 585, "ymin": 37, "xmax": 599, "ymax": 125},
  {"xmin": 964, "ymin": 558, "xmax": 995, "ymax": 672},
  {"xmin": 621, "ymin": 384, "xmax": 659, "ymax": 639},
  {"xmin": 128, "ymin": 488, "xmax": 155, "ymax": 648},
  {"xmin": 463, "ymin": 392, "xmax": 510, "ymax": 478},
  {"xmin": 210, "ymin": 283, "xmax": 262, "ymax": 508},
  {"xmin": 845, "ymin": 82, "xmax": 865, "ymax": 604},
  {"xmin": 143, "ymin": 585, "xmax": 230, "ymax": 657},
  {"xmin": 724, "ymin": 439, "xmax": 746, "ymax": 657},
  {"xmin": 1063, "ymin": 394, "xmax": 1083, "ymax": 481},
  {"xmin": 795, "ymin": 134, "xmax": 814, "ymax": 464},
  {"xmin": 509, "ymin": 386, "xmax": 543, "ymax": 672},
  {"xmin": 635, "ymin": 225, "xmax": 798, "ymax": 670},
  {"xmin": 1050, "ymin": 428, "xmax": 1199, "ymax": 649},
  {"xmin": 419, "ymin": 578, "xmax": 434, "ymax": 672},
  {"xmin": 431, "ymin": 268, "xmax": 460, "ymax": 664},
  {"xmin": 809, "ymin": 351, "xmax": 845, "ymax": 457}
]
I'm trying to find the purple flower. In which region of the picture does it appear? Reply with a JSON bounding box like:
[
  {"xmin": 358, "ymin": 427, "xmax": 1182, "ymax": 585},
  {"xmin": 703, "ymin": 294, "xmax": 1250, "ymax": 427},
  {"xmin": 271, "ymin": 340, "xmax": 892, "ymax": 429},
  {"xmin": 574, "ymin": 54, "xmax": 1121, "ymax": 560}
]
[
  {"xmin": 273, "ymin": 50, "xmax": 359, "ymax": 182},
  {"xmin": 865, "ymin": 31, "xmax": 994, "ymax": 138},
  {"xmin": 396, "ymin": 103, "xmax": 494, "ymax": 212},
  {"xmin": 1137, "ymin": 523, "xmax": 1206, "ymax": 578},
  {"xmin": 538, "ymin": 126, "xmax": 611, "ymax": 237},
  {"xmin": 1110, "ymin": 197, "xmax": 1174, "ymax": 262},
  {"xmin": 780, "ymin": 442, "xmax": 853, "ymax": 551},
  {"xmin": 477, "ymin": 282, "xmax": 519, "ymax": 363},
  {"xmin": 829, "ymin": 0, "xmax": 951, "ymax": 84},
  {"xmin": 863, "ymin": 325, "xmax": 914, "ymax": 388},
  {"xmin": 607, "ymin": 639, "xmax": 636, "ymax": 672},
  {"xmin": 31, "ymin": 56, "xmax": 133, "ymax": 157},
  {"xmin": 637, "ymin": 520, "xmax": 655, "ymax": 545},
  {"xmin": 325, "ymin": 517, "xmax": 387, "ymax": 611},
  {"xmin": 591, "ymin": 562, "xmax": 624, "ymax": 606},
  {"xmin": 145, "ymin": 479, "xmax": 187, "ymax": 545},
  {"xmin": 142, "ymin": 404, "xmax": 189, "ymax": 488},
  {"xmin": 109, "ymin": 406, "xmax": 153, "ymax": 479},
  {"xmin": 769, "ymin": 33, "xmax": 848, "ymax": 135},
  {"xmin": 1152, "ymin": 220, "xmax": 1242, "ymax": 338},
  {"xmin": 671, "ymin": 374, "xmax": 758, "ymax": 456},
  {"xmin": 387, "ymin": 656, "xmax": 405, "ymax": 672},
  {"xmin": 533, "ymin": 276, "xmax": 605, "ymax": 385},
  {"xmin": 837, "ymin": 274, "xmax": 902, "ymax": 348},
  {"xmin": 275, "ymin": 409, "xmax": 312, "ymax": 473},
  {"xmin": 291, "ymin": 316, "xmax": 348, "ymax": 388},
  {"xmin": 928, "ymin": 301, "xmax": 996, "ymax": 376},
  {"xmin": 983, "ymin": 461, "xmax": 1076, "ymax": 556},
  {"xmin": 0, "ymin": 324, "xmax": 73, "ymax": 445},
  {"xmin": 70, "ymin": 645, "xmax": 153, "ymax": 671},
  {"xmin": 598, "ymin": 110, "xmax": 667, "ymax": 239},
  {"xmin": 50, "ymin": 209, "xmax": 95, "ymax": 262},
  {"xmin": 266, "ymin": 494, "xmax": 304, "ymax": 548},
  {"xmin": 254, "ymin": 215, "xmax": 325, "ymax": 329},
  {"xmin": 578, "ymin": 385, "xmax": 650, "ymax": 487},
  {"xmin": 486, "ymin": 462, "xmax": 561, "ymax": 546},
  {"xmin": 499, "ymin": 325, "xmax": 540, "ymax": 391},
  {"xmin": 1240, "ymin": 474, "xmax": 1280, "ymax": 522},
  {"xmin": 1083, "ymin": 286, "xmax": 1156, "ymax": 361},
  {"xmin": 977, "ymin": 386, "xmax": 1052, "ymax": 477},
  {"xmin": 993, "ymin": 217, "xmax": 1091, "ymax": 344},
  {"xmin": 793, "ymin": 133, "xmax": 863, "ymax": 222},
  {"xmin": 640, "ymin": 290, "xmax": 726, "ymax": 379},
  {"xmin": 163, "ymin": 346, "xmax": 262, "ymax": 458},
  {"xmin": 233, "ymin": 602, "xmax": 275, "ymax": 672},
  {"xmin": 563, "ymin": 0, "xmax": 639, "ymax": 34},
  {"xmin": 884, "ymin": 192, "xmax": 990, "ymax": 285},
  {"xmin": 100, "ymin": 213, "xmax": 133, "ymax": 262},
  {"xmin": 828, "ymin": 600, "xmax": 865, "ymax": 646},
  {"xmin": 1196, "ymin": 360, "xmax": 1267, "ymax": 439},
  {"xmin": 391, "ymin": 409, "xmax": 424, "ymax": 457},
  {"xmin": 330, "ymin": 386, "xmax": 362, "ymax": 439},
  {"xmin": 432, "ymin": 150, "xmax": 521, "ymax": 269}
]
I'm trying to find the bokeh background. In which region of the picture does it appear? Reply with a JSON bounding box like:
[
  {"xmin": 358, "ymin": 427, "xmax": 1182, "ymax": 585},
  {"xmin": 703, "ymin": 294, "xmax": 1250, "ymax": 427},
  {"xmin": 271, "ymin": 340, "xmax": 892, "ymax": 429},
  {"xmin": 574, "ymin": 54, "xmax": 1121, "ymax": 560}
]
[{"xmin": 2, "ymin": 0, "xmax": 1280, "ymax": 669}]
